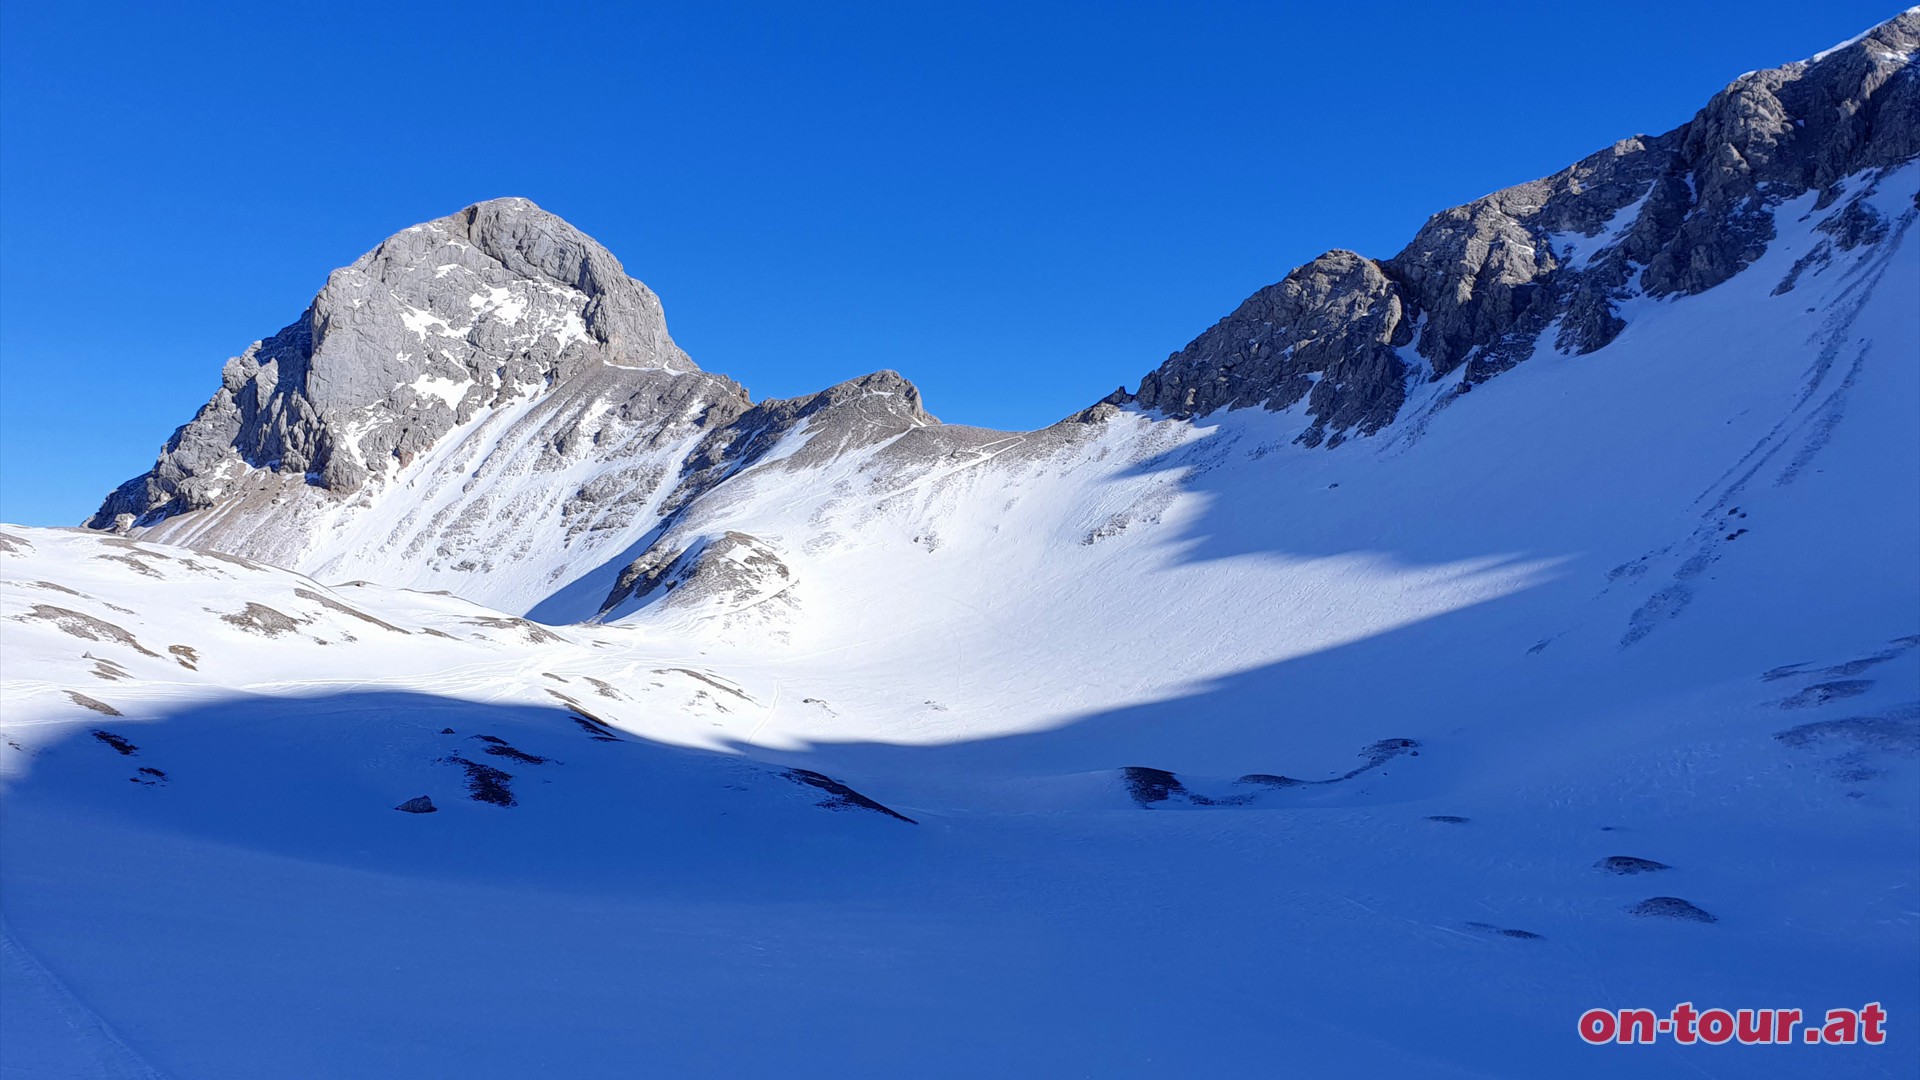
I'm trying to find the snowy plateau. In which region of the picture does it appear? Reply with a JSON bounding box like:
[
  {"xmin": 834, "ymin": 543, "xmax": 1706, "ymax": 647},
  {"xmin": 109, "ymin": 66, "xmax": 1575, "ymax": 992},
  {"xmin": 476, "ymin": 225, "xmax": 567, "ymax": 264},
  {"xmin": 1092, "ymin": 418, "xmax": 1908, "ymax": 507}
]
[{"xmin": 4, "ymin": 13, "xmax": 1920, "ymax": 1080}]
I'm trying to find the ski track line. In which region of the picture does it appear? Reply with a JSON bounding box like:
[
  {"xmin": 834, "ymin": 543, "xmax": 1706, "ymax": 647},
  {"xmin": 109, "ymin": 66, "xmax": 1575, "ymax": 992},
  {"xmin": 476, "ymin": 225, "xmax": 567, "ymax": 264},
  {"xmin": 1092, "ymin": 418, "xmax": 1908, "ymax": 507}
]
[{"xmin": 0, "ymin": 913, "xmax": 172, "ymax": 1080}]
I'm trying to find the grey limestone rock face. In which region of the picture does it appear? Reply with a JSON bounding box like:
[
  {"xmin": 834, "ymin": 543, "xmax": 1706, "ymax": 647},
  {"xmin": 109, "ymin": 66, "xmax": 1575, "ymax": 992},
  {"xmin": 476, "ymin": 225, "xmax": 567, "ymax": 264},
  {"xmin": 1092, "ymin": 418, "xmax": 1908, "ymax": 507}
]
[
  {"xmin": 659, "ymin": 369, "xmax": 938, "ymax": 518},
  {"xmin": 1116, "ymin": 12, "xmax": 1920, "ymax": 443},
  {"xmin": 89, "ymin": 197, "xmax": 740, "ymax": 527},
  {"xmin": 604, "ymin": 530, "xmax": 794, "ymax": 617},
  {"xmin": 592, "ymin": 368, "xmax": 1043, "ymax": 620},
  {"xmin": 1132, "ymin": 251, "xmax": 1413, "ymax": 448}
]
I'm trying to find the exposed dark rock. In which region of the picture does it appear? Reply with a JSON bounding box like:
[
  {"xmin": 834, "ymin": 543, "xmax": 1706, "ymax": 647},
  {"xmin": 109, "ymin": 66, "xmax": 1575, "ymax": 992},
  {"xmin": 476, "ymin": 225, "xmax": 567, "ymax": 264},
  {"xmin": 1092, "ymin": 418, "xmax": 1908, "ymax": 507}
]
[
  {"xmin": 442, "ymin": 756, "xmax": 516, "ymax": 806},
  {"xmin": 86, "ymin": 654, "xmax": 129, "ymax": 681},
  {"xmin": 1236, "ymin": 773, "xmax": 1304, "ymax": 788},
  {"xmin": 1426, "ymin": 815, "xmax": 1471, "ymax": 824},
  {"xmin": 1775, "ymin": 707, "xmax": 1920, "ymax": 786},
  {"xmin": 1628, "ymin": 896, "xmax": 1717, "ymax": 923},
  {"xmin": 583, "ymin": 677, "xmax": 624, "ymax": 700},
  {"xmin": 654, "ymin": 668, "xmax": 753, "ymax": 701},
  {"xmin": 463, "ymin": 617, "xmax": 565, "ymax": 645},
  {"xmin": 472, "ymin": 735, "xmax": 553, "ymax": 765},
  {"xmin": 1353, "ymin": 738, "xmax": 1420, "ymax": 770},
  {"xmin": 1777, "ymin": 679, "xmax": 1875, "ymax": 708},
  {"xmin": 783, "ymin": 768, "xmax": 916, "ymax": 823},
  {"xmin": 1127, "ymin": 738, "xmax": 1422, "ymax": 808},
  {"xmin": 294, "ymin": 587, "xmax": 410, "ymax": 634},
  {"xmin": 395, "ymin": 795, "xmax": 438, "ymax": 814},
  {"xmin": 1822, "ymin": 647, "xmax": 1908, "ymax": 677},
  {"xmin": 1465, "ymin": 921, "xmax": 1542, "ymax": 940},
  {"xmin": 540, "ymin": 691, "xmax": 623, "ymax": 741},
  {"xmin": 566, "ymin": 710, "xmax": 622, "ymax": 742},
  {"xmin": 16, "ymin": 605, "xmax": 159, "ymax": 657},
  {"xmin": 130, "ymin": 766, "xmax": 168, "ymax": 786},
  {"xmin": 70, "ymin": 694, "xmax": 123, "ymax": 717},
  {"xmin": 219, "ymin": 603, "xmax": 304, "ymax": 637},
  {"xmin": 1597, "ymin": 856, "xmax": 1671, "ymax": 874},
  {"xmin": 1123, "ymin": 766, "xmax": 1195, "ymax": 807},
  {"xmin": 570, "ymin": 716, "xmax": 622, "ymax": 741},
  {"xmin": 90, "ymin": 729, "xmax": 137, "ymax": 754},
  {"xmin": 94, "ymin": 552, "xmax": 165, "ymax": 577},
  {"xmin": 1776, "ymin": 711, "xmax": 1920, "ymax": 754}
]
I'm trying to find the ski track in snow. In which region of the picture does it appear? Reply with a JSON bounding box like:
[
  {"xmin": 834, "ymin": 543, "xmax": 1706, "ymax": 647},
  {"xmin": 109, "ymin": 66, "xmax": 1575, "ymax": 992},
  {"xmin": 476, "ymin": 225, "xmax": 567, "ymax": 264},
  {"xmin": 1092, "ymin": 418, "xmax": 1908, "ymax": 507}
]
[{"xmin": 0, "ymin": 915, "xmax": 169, "ymax": 1080}]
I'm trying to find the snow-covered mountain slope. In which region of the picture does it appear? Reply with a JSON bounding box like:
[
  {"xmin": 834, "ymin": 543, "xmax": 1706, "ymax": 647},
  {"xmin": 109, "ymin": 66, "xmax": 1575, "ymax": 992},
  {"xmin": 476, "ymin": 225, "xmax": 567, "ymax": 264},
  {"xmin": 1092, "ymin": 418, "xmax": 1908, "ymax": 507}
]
[
  {"xmin": 84, "ymin": 12, "xmax": 1920, "ymax": 624},
  {"xmin": 4, "ymin": 12, "xmax": 1918, "ymax": 1080}
]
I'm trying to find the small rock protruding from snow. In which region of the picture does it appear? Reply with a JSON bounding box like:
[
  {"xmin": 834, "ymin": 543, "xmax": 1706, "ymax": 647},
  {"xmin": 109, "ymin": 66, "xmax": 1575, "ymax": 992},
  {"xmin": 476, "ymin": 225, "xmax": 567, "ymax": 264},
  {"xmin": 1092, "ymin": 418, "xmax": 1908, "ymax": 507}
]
[
  {"xmin": 1597, "ymin": 856, "xmax": 1671, "ymax": 874},
  {"xmin": 1627, "ymin": 896, "xmax": 1717, "ymax": 923}
]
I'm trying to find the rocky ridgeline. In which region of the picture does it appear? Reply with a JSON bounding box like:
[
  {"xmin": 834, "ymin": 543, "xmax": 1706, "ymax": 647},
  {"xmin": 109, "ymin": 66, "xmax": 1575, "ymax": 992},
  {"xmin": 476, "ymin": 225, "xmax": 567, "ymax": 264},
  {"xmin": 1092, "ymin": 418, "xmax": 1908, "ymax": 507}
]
[{"xmin": 1118, "ymin": 14, "xmax": 1919, "ymax": 446}]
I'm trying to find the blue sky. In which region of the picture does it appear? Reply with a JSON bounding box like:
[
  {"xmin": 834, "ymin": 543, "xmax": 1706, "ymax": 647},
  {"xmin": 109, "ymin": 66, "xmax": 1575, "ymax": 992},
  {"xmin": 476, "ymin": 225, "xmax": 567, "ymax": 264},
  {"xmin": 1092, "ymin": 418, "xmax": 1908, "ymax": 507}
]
[{"xmin": 0, "ymin": 1, "xmax": 1899, "ymax": 525}]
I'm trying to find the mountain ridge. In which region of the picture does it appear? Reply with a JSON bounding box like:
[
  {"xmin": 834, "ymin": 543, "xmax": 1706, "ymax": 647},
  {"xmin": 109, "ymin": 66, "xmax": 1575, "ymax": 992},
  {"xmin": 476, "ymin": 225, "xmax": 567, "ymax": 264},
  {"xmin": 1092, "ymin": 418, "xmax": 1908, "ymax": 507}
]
[
  {"xmin": 78, "ymin": 9, "xmax": 1920, "ymax": 621},
  {"xmin": 1124, "ymin": 10, "xmax": 1919, "ymax": 442}
]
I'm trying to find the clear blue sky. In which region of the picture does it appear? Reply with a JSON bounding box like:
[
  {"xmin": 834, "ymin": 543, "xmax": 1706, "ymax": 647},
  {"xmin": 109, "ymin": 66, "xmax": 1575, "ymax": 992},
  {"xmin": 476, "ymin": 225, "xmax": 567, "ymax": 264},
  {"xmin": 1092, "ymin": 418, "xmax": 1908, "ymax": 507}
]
[{"xmin": 0, "ymin": 1, "xmax": 1899, "ymax": 525}]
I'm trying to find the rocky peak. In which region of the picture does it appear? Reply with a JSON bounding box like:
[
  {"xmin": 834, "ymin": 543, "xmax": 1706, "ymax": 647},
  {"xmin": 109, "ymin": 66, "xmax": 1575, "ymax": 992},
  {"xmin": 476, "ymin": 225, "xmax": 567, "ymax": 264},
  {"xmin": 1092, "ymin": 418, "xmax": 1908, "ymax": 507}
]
[
  {"xmin": 89, "ymin": 198, "xmax": 706, "ymax": 527},
  {"xmin": 352, "ymin": 197, "xmax": 676, "ymax": 360}
]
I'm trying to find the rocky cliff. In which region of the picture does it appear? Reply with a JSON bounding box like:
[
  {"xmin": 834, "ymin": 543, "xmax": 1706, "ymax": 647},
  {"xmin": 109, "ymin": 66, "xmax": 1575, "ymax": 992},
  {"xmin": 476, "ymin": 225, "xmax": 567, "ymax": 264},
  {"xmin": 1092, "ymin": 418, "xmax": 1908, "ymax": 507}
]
[{"xmin": 1123, "ymin": 12, "xmax": 1919, "ymax": 447}]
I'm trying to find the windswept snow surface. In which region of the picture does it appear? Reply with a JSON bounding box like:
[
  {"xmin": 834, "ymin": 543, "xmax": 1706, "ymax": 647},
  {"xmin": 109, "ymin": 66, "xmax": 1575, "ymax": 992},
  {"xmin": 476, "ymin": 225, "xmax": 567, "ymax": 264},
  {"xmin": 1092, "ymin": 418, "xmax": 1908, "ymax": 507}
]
[{"xmin": 4, "ymin": 176, "xmax": 1919, "ymax": 1076}]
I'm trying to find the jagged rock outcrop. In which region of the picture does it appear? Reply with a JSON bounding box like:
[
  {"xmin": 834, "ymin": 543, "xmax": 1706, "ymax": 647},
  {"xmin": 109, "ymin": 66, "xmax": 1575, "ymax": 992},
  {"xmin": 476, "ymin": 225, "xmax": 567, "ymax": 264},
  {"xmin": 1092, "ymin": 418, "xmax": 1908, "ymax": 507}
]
[
  {"xmin": 659, "ymin": 370, "xmax": 938, "ymax": 517},
  {"xmin": 593, "ymin": 370, "xmax": 966, "ymax": 619},
  {"xmin": 1132, "ymin": 251, "xmax": 1414, "ymax": 448},
  {"xmin": 1120, "ymin": 13, "xmax": 1919, "ymax": 440},
  {"xmin": 603, "ymin": 530, "xmax": 794, "ymax": 619}
]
